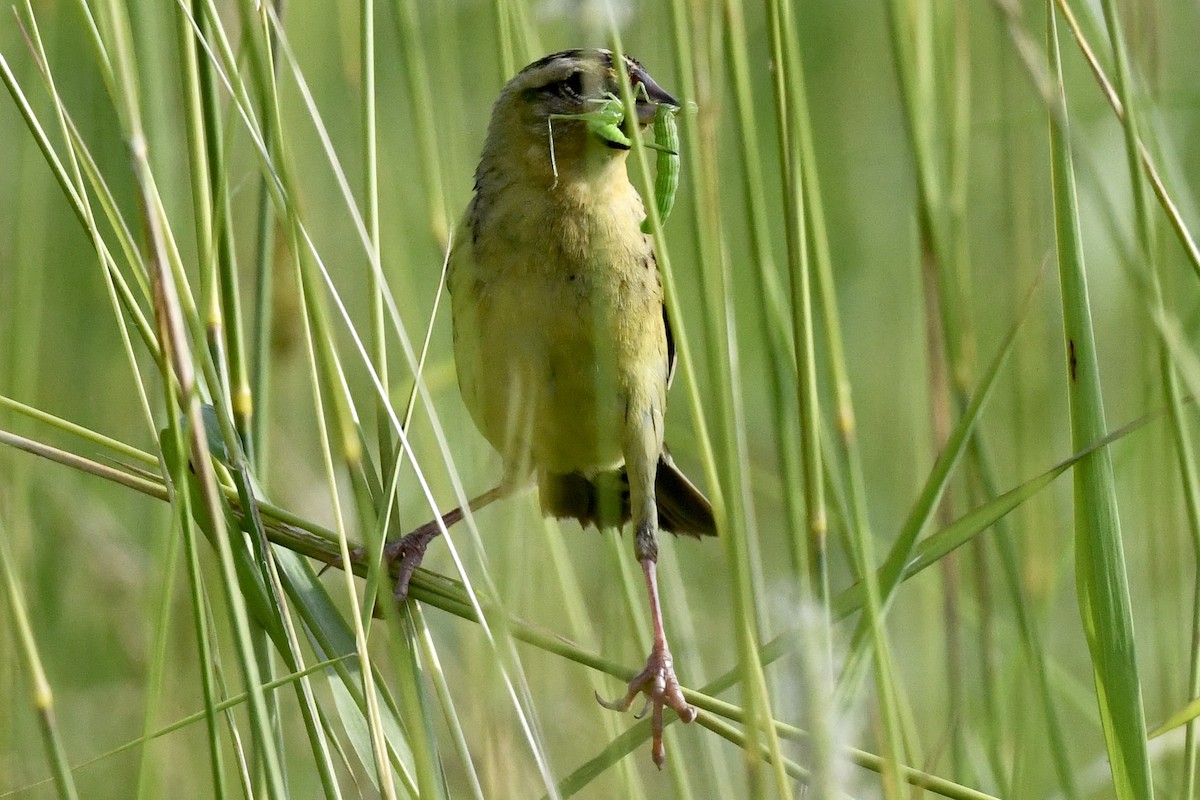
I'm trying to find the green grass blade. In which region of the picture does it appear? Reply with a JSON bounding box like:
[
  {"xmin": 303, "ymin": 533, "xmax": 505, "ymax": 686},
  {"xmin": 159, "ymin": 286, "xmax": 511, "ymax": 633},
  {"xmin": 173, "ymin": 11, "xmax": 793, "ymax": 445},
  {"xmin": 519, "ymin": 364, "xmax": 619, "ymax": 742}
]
[
  {"xmin": 1046, "ymin": 5, "xmax": 1154, "ymax": 797},
  {"xmin": 0, "ymin": 527, "xmax": 81, "ymax": 800}
]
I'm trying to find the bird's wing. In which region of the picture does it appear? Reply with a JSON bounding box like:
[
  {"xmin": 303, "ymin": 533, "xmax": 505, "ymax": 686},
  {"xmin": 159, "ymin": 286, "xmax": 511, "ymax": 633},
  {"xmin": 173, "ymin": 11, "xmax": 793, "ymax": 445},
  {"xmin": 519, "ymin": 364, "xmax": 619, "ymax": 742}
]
[{"xmin": 656, "ymin": 251, "xmax": 677, "ymax": 391}]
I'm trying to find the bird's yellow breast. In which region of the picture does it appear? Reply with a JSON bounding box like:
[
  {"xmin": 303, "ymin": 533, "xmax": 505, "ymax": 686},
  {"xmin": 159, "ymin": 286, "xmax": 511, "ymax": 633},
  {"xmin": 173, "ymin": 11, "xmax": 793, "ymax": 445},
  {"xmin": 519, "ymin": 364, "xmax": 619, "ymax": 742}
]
[{"xmin": 449, "ymin": 161, "xmax": 669, "ymax": 479}]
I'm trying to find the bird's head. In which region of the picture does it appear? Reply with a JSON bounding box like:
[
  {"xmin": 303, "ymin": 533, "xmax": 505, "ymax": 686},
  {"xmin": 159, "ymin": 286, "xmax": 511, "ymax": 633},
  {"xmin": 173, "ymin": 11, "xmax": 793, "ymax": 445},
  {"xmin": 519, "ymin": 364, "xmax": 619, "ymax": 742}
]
[{"xmin": 478, "ymin": 49, "xmax": 678, "ymax": 186}]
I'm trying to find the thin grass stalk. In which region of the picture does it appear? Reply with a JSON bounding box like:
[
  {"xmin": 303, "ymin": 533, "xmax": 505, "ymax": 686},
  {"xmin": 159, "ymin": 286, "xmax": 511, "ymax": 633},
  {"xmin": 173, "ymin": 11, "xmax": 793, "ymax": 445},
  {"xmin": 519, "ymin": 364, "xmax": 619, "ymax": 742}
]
[
  {"xmin": 410, "ymin": 607, "xmax": 487, "ymax": 800},
  {"xmin": 967, "ymin": 439, "xmax": 1080, "ymax": 798},
  {"xmin": 610, "ymin": 22, "xmax": 792, "ymax": 795},
  {"xmin": 1091, "ymin": 0, "xmax": 1200, "ymax": 793},
  {"xmin": 246, "ymin": 566, "xmax": 344, "ymax": 796},
  {"xmin": 247, "ymin": 0, "xmax": 282, "ymax": 475},
  {"xmin": 12, "ymin": 31, "xmax": 168, "ymax": 461},
  {"xmin": 209, "ymin": 6, "xmax": 409, "ymax": 789},
  {"xmin": 65, "ymin": 0, "xmax": 116, "ymax": 105},
  {"xmin": 362, "ymin": 0, "xmax": 393, "ymax": 491},
  {"xmin": 0, "ymin": 90, "xmax": 46, "ymax": 797},
  {"xmin": 32, "ymin": 99, "xmax": 157, "ymax": 321},
  {"xmin": 788, "ymin": 8, "xmax": 873, "ymax": 577},
  {"xmin": 174, "ymin": 0, "xmax": 214, "ymax": 357},
  {"xmin": 169, "ymin": 0, "xmax": 250, "ymax": 477},
  {"xmin": 491, "ymin": 0, "xmax": 516, "ymax": 81},
  {"xmin": 0, "ymin": 47, "xmax": 158, "ymax": 360},
  {"xmin": 1185, "ymin": 471, "xmax": 1200, "ymax": 797},
  {"xmin": 657, "ymin": 547, "xmax": 723, "ymax": 796},
  {"xmin": 58, "ymin": 0, "xmax": 153, "ymax": 310},
  {"xmin": 635, "ymin": 2, "xmax": 778, "ymax": 786},
  {"xmin": 942, "ymin": 6, "xmax": 973, "ymax": 781},
  {"xmin": 249, "ymin": 180, "xmax": 275, "ymax": 475},
  {"xmin": 764, "ymin": 0, "xmax": 826, "ymax": 610},
  {"xmin": 0, "ymin": 526, "xmax": 81, "ymax": 800},
  {"xmin": 758, "ymin": 0, "xmax": 842, "ymax": 788},
  {"xmin": 663, "ymin": 16, "xmax": 785, "ymax": 783},
  {"xmin": 391, "ymin": 607, "xmax": 450, "ymax": 800},
  {"xmin": 537, "ymin": 530, "xmax": 649, "ymax": 797},
  {"xmin": 360, "ymin": 254, "xmax": 453, "ymax": 621},
  {"xmin": 888, "ymin": 6, "xmax": 980, "ymax": 781},
  {"xmin": 780, "ymin": 7, "xmax": 910, "ymax": 789},
  {"xmin": 985, "ymin": 16, "xmax": 1031, "ymax": 794},
  {"xmin": 168, "ymin": 432, "xmax": 231, "ymax": 799},
  {"xmin": 201, "ymin": 35, "xmax": 254, "ymax": 470},
  {"xmin": 290, "ymin": 181, "xmax": 400, "ymax": 800},
  {"xmin": 358, "ymin": 0, "xmax": 399, "ymax": 633},
  {"xmin": 99, "ymin": 0, "xmax": 289, "ymax": 790},
  {"xmin": 836, "ymin": 293, "xmax": 1025, "ymax": 644},
  {"xmin": 40, "ymin": 105, "xmax": 240, "ymax": 788},
  {"xmin": 152, "ymin": 220, "xmax": 234, "ymax": 800},
  {"xmin": 1046, "ymin": 3, "xmax": 1155, "ymax": 796},
  {"xmin": 202, "ymin": 614, "xmax": 259, "ymax": 797},
  {"xmin": 713, "ymin": 0, "xmax": 808, "ymax": 579},
  {"xmin": 967, "ymin": 533, "xmax": 1007, "ymax": 795},
  {"xmin": 390, "ymin": 0, "xmax": 449, "ymax": 244},
  {"xmin": 272, "ymin": 554, "xmax": 422, "ymax": 795},
  {"xmin": 53, "ymin": 92, "xmax": 155, "ymax": 298},
  {"xmin": 362, "ymin": 469, "xmax": 446, "ymax": 797},
  {"xmin": 134, "ymin": 506, "xmax": 184, "ymax": 800},
  {"xmin": 1007, "ymin": 0, "xmax": 1200, "ymax": 285},
  {"xmin": 177, "ymin": 1, "xmax": 282, "ymax": 779}
]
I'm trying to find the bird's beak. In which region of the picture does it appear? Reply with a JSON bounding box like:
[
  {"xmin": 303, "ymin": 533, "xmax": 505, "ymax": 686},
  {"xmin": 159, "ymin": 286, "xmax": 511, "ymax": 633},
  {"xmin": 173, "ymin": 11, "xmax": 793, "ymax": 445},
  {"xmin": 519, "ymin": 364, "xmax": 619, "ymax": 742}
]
[{"xmin": 631, "ymin": 66, "xmax": 679, "ymax": 125}]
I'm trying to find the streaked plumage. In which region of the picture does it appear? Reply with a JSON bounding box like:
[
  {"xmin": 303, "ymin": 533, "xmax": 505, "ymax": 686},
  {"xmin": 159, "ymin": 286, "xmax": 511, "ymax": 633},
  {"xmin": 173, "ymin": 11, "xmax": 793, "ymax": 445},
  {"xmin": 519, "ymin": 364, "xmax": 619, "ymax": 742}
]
[
  {"xmin": 450, "ymin": 49, "xmax": 715, "ymax": 544},
  {"xmin": 382, "ymin": 50, "xmax": 713, "ymax": 768}
]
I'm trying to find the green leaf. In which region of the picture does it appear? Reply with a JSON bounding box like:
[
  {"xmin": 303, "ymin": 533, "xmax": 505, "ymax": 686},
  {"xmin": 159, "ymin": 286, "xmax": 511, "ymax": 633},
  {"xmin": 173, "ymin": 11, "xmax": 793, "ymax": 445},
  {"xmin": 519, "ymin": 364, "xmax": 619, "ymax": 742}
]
[{"xmin": 1046, "ymin": 5, "xmax": 1155, "ymax": 797}]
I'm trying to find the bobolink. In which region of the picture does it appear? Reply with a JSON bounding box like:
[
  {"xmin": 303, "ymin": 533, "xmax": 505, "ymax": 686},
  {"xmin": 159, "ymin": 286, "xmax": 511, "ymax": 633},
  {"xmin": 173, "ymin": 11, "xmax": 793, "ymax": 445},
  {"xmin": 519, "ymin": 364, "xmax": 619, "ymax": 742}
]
[{"xmin": 387, "ymin": 49, "xmax": 716, "ymax": 767}]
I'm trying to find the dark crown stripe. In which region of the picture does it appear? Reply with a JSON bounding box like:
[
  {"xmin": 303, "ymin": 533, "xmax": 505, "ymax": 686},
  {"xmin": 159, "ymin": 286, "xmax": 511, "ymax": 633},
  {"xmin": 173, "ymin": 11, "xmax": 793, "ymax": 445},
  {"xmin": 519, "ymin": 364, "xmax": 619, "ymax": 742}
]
[{"xmin": 518, "ymin": 48, "xmax": 625, "ymax": 76}]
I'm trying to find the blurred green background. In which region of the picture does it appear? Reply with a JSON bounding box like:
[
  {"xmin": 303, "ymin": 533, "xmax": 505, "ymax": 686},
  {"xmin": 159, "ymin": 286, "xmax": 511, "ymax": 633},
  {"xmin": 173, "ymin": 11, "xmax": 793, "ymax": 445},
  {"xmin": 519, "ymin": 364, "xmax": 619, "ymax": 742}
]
[{"xmin": 2, "ymin": 0, "xmax": 1199, "ymax": 797}]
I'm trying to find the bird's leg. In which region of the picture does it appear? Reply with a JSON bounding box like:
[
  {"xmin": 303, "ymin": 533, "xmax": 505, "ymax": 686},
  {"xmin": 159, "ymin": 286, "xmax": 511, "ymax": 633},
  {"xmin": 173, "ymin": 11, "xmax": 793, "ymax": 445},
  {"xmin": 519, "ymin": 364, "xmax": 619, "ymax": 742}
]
[
  {"xmin": 383, "ymin": 485, "xmax": 509, "ymax": 601},
  {"xmin": 330, "ymin": 485, "xmax": 507, "ymax": 601},
  {"xmin": 597, "ymin": 523, "xmax": 698, "ymax": 768}
]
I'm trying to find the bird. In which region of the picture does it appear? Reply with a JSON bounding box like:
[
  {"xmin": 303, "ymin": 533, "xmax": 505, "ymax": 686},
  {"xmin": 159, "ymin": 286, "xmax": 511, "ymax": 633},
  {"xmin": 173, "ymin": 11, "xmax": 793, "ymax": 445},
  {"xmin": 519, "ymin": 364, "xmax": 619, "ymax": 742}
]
[{"xmin": 381, "ymin": 48, "xmax": 717, "ymax": 768}]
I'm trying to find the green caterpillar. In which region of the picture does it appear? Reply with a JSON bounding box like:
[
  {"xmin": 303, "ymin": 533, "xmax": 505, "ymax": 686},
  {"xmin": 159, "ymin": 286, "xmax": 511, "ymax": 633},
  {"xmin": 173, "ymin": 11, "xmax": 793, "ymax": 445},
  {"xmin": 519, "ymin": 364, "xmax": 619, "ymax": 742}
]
[
  {"xmin": 546, "ymin": 92, "xmax": 681, "ymax": 231},
  {"xmin": 642, "ymin": 102, "xmax": 680, "ymax": 233}
]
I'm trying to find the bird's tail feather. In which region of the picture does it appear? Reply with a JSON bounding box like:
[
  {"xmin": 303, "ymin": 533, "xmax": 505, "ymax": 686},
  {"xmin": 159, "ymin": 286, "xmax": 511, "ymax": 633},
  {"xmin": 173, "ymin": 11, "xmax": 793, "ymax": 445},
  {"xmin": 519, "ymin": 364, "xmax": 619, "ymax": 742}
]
[{"xmin": 539, "ymin": 451, "xmax": 717, "ymax": 538}]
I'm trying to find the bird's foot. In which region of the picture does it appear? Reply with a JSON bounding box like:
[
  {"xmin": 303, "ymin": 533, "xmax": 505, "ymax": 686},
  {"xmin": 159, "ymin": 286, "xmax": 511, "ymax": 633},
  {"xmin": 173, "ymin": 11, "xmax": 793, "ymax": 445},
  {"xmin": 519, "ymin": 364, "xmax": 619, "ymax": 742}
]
[
  {"xmin": 318, "ymin": 525, "xmax": 436, "ymax": 604},
  {"xmin": 597, "ymin": 643, "xmax": 697, "ymax": 768},
  {"xmin": 380, "ymin": 525, "xmax": 439, "ymax": 602}
]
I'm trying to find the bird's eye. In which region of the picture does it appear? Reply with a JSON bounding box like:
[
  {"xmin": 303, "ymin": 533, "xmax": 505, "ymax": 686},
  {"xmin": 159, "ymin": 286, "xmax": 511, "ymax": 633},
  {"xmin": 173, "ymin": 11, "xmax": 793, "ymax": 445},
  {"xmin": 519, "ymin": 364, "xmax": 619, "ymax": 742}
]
[{"xmin": 559, "ymin": 71, "xmax": 584, "ymax": 99}]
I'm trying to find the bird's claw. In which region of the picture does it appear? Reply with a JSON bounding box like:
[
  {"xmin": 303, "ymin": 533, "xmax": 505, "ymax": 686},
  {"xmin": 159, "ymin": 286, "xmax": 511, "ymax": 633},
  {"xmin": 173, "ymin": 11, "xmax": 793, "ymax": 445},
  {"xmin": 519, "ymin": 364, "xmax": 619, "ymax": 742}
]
[
  {"xmin": 597, "ymin": 644, "xmax": 697, "ymax": 768},
  {"xmin": 318, "ymin": 531, "xmax": 432, "ymax": 604},
  {"xmin": 633, "ymin": 697, "xmax": 652, "ymax": 720},
  {"xmin": 382, "ymin": 533, "xmax": 431, "ymax": 602}
]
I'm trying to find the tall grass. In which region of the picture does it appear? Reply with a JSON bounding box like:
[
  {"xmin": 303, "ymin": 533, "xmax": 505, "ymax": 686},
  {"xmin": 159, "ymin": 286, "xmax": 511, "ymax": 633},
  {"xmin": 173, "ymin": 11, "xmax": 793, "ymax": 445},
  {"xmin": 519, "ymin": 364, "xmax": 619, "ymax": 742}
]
[{"xmin": 2, "ymin": 0, "xmax": 1199, "ymax": 797}]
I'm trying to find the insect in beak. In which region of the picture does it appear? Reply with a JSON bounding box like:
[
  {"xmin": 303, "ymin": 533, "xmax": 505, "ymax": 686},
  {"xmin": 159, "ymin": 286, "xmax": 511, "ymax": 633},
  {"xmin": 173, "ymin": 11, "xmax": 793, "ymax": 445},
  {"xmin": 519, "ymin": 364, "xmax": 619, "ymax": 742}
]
[{"xmin": 631, "ymin": 66, "xmax": 680, "ymax": 125}]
